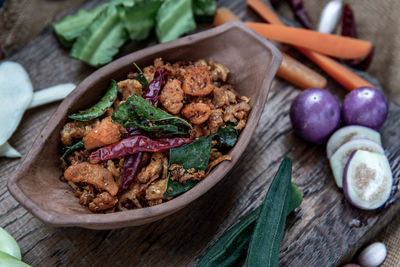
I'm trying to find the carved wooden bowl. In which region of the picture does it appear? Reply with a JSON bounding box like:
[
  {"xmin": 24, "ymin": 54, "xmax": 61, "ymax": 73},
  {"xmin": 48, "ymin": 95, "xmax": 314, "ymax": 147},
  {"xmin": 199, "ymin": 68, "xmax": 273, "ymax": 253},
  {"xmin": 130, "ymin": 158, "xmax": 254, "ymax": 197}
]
[{"xmin": 8, "ymin": 21, "xmax": 282, "ymax": 229}]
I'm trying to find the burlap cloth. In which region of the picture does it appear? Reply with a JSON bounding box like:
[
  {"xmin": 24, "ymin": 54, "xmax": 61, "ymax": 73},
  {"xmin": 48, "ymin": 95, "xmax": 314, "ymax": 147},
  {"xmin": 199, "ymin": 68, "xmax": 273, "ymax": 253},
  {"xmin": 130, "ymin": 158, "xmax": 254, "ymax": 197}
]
[{"xmin": 0, "ymin": 0, "xmax": 399, "ymax": 265}]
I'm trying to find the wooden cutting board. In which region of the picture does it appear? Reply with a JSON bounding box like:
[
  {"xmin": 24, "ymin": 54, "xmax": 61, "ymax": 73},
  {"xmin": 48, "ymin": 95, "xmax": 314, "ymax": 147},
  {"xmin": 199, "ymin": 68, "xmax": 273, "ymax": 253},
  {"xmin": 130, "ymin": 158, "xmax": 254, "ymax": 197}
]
[{"xmin": 0, "ymin": 0, "xmax": 399, "ymax": 266}]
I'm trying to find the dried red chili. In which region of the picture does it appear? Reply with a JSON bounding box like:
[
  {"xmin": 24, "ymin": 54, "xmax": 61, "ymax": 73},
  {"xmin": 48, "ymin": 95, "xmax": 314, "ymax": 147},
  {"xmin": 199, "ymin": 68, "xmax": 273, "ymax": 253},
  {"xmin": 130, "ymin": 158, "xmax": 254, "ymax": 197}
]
[
  {"xmin": 118, "ymin": 153, "xmax": 143, "ymax": 194},
  {"xmin": 143, "ymin": 68, "xmax": 169, "ymax": 106},
  {"xmin": 90, "ymin": 136, "xmax": 192, "ymax": 162},
  {"xmin": 342, "ymin": 4, "xmax": 374, "ymax": 70},
  {"xmin": 289, "ymin": 0, "xmax": 314, "ymax": 29},
  {"xmin": 118, "ymin": 70, "xmax": 170, "ymax": 194}
]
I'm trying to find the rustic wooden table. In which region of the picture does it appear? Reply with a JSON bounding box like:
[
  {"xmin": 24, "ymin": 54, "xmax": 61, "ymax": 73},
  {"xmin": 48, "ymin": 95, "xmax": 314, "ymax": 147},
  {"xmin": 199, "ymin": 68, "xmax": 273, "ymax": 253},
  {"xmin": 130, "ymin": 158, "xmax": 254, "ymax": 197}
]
[{"xmin": 1, "ymin": 0, "xmax": 399, "ymax": 266}]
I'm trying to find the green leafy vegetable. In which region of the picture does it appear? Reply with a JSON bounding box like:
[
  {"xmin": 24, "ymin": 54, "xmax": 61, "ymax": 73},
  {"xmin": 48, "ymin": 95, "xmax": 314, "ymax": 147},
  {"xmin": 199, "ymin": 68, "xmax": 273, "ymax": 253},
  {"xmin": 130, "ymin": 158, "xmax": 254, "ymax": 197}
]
[
  {"xmin": 70, "ymin": 5, "xmax": 128, "ymax": 67},
  {"xmin": 0, "ymin": 227, "xmax": 21, "ymax": 260},
  {"xmin": 197, "ymin": 164, "xmax": 301, "ymax": 267},
  {"xmin": 0, "ymin": 251, "xmax": 31, "ymax": 267},
  {"xmin": 112, "ymin": 94, "xmax": 192, "ymax": 134},
  {"xmin": 246, "ymin": 157, "xmax": 293, "ymax": 267},
  {"xmin": 193, "ymin": 0, "xmax": 217, "ymax": 22},
  {"xmin": 61, "ymin": 140, "xmax": 84, "ymax": 165},
  {"xmin": 214, "ymin": 126, "xmax": 238, "ymax": 148},
  {"xmin": 69, "ymin": 80, "xmax": 118, "ymax": 121},
  {"xmin": 52, "ymin": 3, "xmax": 108, "ymax": 47},
  {"xmin": 156, "ymin": 0, "xmax": 197, "ymax": 43},
  {"xmin": 164, "ymin": 179, "xmax": 198, "ymax": 197},
  {"xmin": 169, "ymin": 135, "xmax": 213, "ymax": 171},
  {"xmin": 132, "ymin": 63, "xmax": 149, "ymax": 88},
  {"xmin": 119, "ymin": 0, "xmax": 163, "ymax": 41},
  {"xmin": 164, "ymin": 135, "xmax": 213, "ymax": 197}
]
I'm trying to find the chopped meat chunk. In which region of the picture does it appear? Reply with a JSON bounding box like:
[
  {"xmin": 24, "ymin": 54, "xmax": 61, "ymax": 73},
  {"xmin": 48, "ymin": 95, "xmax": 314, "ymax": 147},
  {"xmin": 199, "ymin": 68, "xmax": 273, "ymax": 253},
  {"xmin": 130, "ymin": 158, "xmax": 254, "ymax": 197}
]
[
  {"xmin": 60, "ymin": 120, "xmax": 99, "ymax": 146},
  {"xmin": 168, "ymin": 164, "xmax": 206, "ymax": 183},
  {"xmin": 88, "ymin": 192, "xmax": 118, "ymax": 212},
  {"xmin": 235, "ymin": 120, "xmax": 247, "ymax": 131},
  {"xmin": 117, "ymin": 79, "xmax": 143, "ymax": 100},
  {"xmin": 209, "ymin": 60, "xmax": 230, "ymax": 82},
  {"xmin": 189, "ymin": 125, "xmax": 204, "ymax": 139},
  {"xmin": 83, "ymin": 117, "xmax": 121, "ymax": 150},
  {"xmin": 143, "ymin": 65, "xmax": 156, "ymax": 83},
  {"xmin": 207, "ymin": 155, "xmax": 232, "ymax": 174},
  {"xmin": 182, "ymin": 66, "xmax": 214, "ymax": 96},
  {"xmin": 213, "ymin": 85, "xmax": 237, "ymax": 108},
  {"xmin": 79, "ymin": 185, "xmax": 95, "ymax": 205},
  {"xmin": 145, "ymin": 179, "xmax": 167, "ymax": 200},
  {"xmin": 159, "ymin": 79, "xmax": 184, "ymax": 114},
  {"xmin": 223, "ymin": 102, "xmax": 251, "ymax": 123},
  {"xmin": 118, "ymin": 182, "xmax": 142, "ymax": 210},
  {"xmin": 64, "ymin": 162, "xmax": 118, "ymax": 196},
  {"xmin": 181, "ymin": 102, "xmax": 211, "ymax": 125},
  {"xmin": 137, "ymin": 153, "xmax": 165, "ymax": 183},
  {"xmin": 208, "ymin": 109, "xmax": 224, "ymax": 133}
]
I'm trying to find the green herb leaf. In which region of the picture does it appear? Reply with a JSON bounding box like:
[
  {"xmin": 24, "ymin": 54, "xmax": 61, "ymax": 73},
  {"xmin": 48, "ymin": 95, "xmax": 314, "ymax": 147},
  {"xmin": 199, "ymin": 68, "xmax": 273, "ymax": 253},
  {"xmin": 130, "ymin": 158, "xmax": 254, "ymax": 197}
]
[
  {"xmin": 214, "ymin": 126, "xmax": 238, "ymax": 148},
  {"xmin": 118, "ymin": 0, "xmax": 163, "ymax": 41},
  {"xmin": 156, "ymin": 0, "xmax": 196, "ymax": 43},
  {"xmin": 193, "ymin": 0, "xmax": 217, "ymax": 22},
  {"xmin": 163, "ymin": 135, "xmax": 213, "ymax": 197},
  {"xmin": 52, "ymin": 3, "xmax": 109, "ymax": 48},
  {"xmin": 169, "ymin": 135, "xmax": 213, "ymax": 171},
  {"xmin": 196, "ymin": 163, "xmax": 301, "ymax": 267},
  {"xmin": 132, "ymin": 63, "xmax": 149, "ymax": 88},
  {"xmin": 61, "ymin": 140, "xmax": 84, "ymax": 165},
  {"xmin": 164, "ymin": 179, "xmax": 198, "ymax": 198},
  {"xmin": 70, "ymin": 5, "xmax": 128, "ymax": 67},
  {"xmin": 287, "ymin": 183, "xmax": 302, "ymax": 216},
  {"xmin": 112, "ymin": 94, "xmax": 192, "ymax": 135},
  {"xmin": 246, "ymin": 157, "xmax": 292, "ymax": 267},
  {"xmin": 69, "ymin": 80, "xmax": 118, "ymax": 121}
]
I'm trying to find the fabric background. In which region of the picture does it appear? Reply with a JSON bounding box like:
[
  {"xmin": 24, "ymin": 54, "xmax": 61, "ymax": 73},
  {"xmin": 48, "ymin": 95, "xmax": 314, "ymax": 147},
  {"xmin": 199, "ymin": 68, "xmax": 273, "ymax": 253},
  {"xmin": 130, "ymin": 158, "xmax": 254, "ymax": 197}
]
[{"xmin": 0, "ymin": 0, "xmax": 399, "ymax": 266}]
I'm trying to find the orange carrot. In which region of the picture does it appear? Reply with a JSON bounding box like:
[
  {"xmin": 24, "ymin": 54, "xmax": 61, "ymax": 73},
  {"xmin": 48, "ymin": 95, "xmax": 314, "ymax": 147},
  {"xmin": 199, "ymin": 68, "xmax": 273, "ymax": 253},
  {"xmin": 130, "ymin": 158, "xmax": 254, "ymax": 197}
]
[
  {"xmin": 247, "ymin": 0, "xmax": 284, "ymax": 25},
  {"xmin": 214, "ymin": 8, "xmax": 327, "ymax": 89},
  {"xmin": 213, "ymin": 7, "xmax": 240, "ymax": 25},
  {"xmin": 245, "ymin": 23, "xmax": 371, "ymax": 60},
  {"xmin": 246, "ymin": 0, "xmax": 373, "ymax": 90},
  {"xmin": 299, "ymin": 48, "xmax": 372, "ymax": 89},
  {"xmin": 278, "ymin": 53, "xmax": 327, "ymax": 89}
]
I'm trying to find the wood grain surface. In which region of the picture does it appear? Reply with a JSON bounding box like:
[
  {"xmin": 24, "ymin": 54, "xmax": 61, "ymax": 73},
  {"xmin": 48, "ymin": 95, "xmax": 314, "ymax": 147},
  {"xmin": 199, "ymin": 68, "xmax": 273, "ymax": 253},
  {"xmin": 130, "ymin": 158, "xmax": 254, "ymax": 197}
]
[{"xmin": 1, "ymin": 0, "xmax": 399, "ymax": 266}]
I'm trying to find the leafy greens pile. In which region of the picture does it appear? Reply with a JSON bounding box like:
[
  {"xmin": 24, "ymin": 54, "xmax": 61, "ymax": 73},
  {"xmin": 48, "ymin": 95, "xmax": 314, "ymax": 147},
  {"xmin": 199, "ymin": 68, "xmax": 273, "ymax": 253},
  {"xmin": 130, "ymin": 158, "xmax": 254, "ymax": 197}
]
[{"xmin": 53, "ymin": 0, "xmax": 217, "ymax": 67}]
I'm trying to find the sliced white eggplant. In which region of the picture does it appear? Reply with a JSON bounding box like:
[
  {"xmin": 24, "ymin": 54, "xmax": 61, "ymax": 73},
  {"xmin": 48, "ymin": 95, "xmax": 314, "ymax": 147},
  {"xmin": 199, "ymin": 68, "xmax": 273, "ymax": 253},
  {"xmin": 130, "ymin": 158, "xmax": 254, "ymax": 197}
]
[
  {"xmin": 330, "ymin": 139, "xmax": 384, "ymax": 188},
  {"xmin": 28, "ymin": 83, "xmax": 75, "ymax": 108},
  {"xmin": 0, "ymin": 142, "xmax": 21, "ymax": 158},
  {"xmin": 326, "ymin": 125, "xmax": 382, "ymax": 158},
  {"xmin": 0, "ymin": 61, "xmax": 33, "ymax": 146},
  {"xmin": 343, "ymin": 150, "xmax": 392, "ymax": 210}
]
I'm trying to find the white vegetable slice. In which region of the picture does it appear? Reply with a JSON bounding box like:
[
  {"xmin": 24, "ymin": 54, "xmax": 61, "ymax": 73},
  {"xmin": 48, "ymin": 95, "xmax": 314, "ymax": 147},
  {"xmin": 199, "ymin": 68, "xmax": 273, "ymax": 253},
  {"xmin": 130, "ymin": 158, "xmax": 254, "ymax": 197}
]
[
  {"xmin": 343, "ymin": 151, "xmax": 392, "ymax": 210},
  {"xmin": 330, "ymin": 139, "xmax": 384, "ymax": 188},
  {"xmin": 28, "ymin": 83, "xmax": 75, "ymax": 108},
  {"xmin": 0, "ymin": 61, "xmax": 33, "ymax": 145},
  {"xmin": 0, "ymin": 142, "xmax": 21, "ymax": 158},
  {"xmin": 0, "ymin": 227, "xmax": 21, "ymax": 260},
  {"xmin": 326, "ymin": 125, "xmax": 382, "ymax": 158}
]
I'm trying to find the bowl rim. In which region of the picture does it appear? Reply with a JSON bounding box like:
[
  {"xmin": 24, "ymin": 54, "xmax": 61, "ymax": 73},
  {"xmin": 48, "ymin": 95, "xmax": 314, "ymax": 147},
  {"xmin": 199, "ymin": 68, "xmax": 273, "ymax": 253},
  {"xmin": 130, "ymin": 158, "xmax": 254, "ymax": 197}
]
[{"xmin": 7, "ymin": 20, "xmax": 282, "ymax": 228}]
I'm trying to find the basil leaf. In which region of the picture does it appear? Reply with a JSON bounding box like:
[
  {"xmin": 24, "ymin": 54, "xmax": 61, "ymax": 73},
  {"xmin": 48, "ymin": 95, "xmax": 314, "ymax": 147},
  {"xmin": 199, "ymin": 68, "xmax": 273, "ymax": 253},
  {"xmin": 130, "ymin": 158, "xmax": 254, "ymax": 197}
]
[
  {"xmin": 69, "ymin": 80, "xmax": 118, "ymax": 121},
  {"xmin": 132, "ymin": 63, "xmax": 149, "ymax": 88},
  {"xmin": 61, "ymin": 140, "xmax": 84, "ymax": 165},
  {"xmin": 193, "ymin": 0, "xmax": 217, "ymax": 22},
  {"xmin": 156, "ymin": 0, "xmax": 196, "ymax": 43},
  {"xmin": 164, "ymin": 179, "xmax": 198, "ymax": 197},
  {"xmin": 215, "ymin": 126, "xmax": 238, "ymax": 148},
  {"xmin": 169, "ymin": 135, "xmax": 212, "ymax": 171},
  {"xmin": 70, "ymin": 5, "xmax": 128, "ymax": 67},
  {"xmin": 118, "ymin": 0, "xmax": 163, "ymax": 41},
  {"xmin": 112, "ymin": 94, "xmax": 192, "ymax": 135}
]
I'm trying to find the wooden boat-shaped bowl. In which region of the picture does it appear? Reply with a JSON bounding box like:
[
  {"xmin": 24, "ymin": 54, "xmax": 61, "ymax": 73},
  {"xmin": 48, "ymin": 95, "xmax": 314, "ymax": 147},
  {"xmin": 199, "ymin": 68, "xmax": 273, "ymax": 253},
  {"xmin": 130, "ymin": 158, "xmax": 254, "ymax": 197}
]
[{"xmin": 8, "ymin": 21, "xmax": 282, "ymax": 229}]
